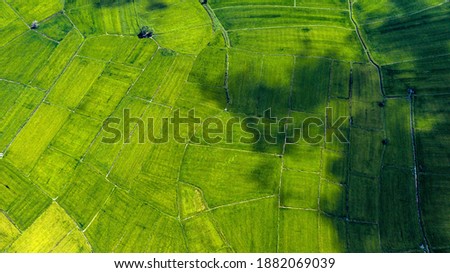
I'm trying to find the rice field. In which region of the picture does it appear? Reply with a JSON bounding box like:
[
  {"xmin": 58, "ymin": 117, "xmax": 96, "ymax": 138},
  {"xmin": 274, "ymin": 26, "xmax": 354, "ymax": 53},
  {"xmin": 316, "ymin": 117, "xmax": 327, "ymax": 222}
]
[{"xmin": 0, "ymin": 0, "xmax": 449, "ymax": 254}]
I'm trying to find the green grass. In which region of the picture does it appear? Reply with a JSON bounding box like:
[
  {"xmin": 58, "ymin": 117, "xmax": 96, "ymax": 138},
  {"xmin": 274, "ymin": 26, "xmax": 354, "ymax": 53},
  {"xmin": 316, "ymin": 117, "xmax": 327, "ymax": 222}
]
[
  {"xmin": 330, "ymin": 61, "xmax": 350, "ymax": 99},
  {"xmin": 50, "ymin": 113, "xmax": 101, "ymax": 159},
  {"xmin": 32, "ymin": 29, "xmax": 83, "ymax": 90},
  {"xmin": 319, "ymin": 214, "xmax": 347, "ymax": 252},
  {"xmin": 1, "ymin": 0, "xmax": 448, "ymax": 254},
  {"xmin": 216, "ymin": 6, "xmax": 352, "ymax": 30},
  {"xmin": 347, "ymin": 222, "xmax": 381, "ymax": 252},
  {"xmin": 349, "ymin": 128, "xmax": 384, "ymax": 177},
  {"xmin": 284, "ymin": 144, "xmax": 322, "ymax": 172},
  {"xmin": 420, "ymin": 174, "xmax": 450, "ymax": 250},
  {"xmin": 358, "ymin": 4, "xmax": 450, "ymax": 64},
  {"xmin": 348, "ymin": 175, "xmax": 379, "ymax": 222},
  {"xmin": 0, "ymin": 1, "xmax": 29, "ymax": 47},
  {"xmin": 79, "ymin": 36, "xmax": 158, "ymax": 68},
  {"xmin": 188, "ymin": 47, "xmax": 226, "ymax": 88},
  {"xmin": 279, "ymin": 209, "xmax": 319, "ymax": 252},
  {"xmin": 46, "ymin": 57, "xmax": 105, "ymax": 109},
  {"xmin": 228, "ymin": 27, "xmax": 365, "ymax": 61},
  {"xmin": 84, "ymin": 189, "xmax": 146, "ymax": 252},
  {"xmin": 66, "ymin": 0, "xmax": 139, "ymax": 36},
  {"xmin": 281, "ymin": 170, "xmax": 320, "ymax": 209},
  {"xmin": 0, "ymin": 82, "xmax": 44, "ymax": 150},
  {"xmin": 382, "ymin": 57, "xmax": 450, "ymax": 96},
  {"xmin": 151, "ymin": 54, "xmax": 196, "ymax": 106},
  {"xmin": 383, "ymin": 98, "xmax": 413, "ymax": 168},
  {"xmin": 325, "ymin": 98, "xmax": 350, "ymax": 152},
  {"xmin": 180, "ymin": 183, "xmax": 207, "ymax": 219},
  {"xmin": 83, "ymin": 96, "xmax": 149, "ymax": 172},
  {"xmin": 129, "ymin": 48, "xmax": 177, "ymax": 100},
  {"xmin": 193, "ymin": 111, "xmax": 285, "ymax": 155},
  {"xmin": 180, "ymin": 145, "xmax": 281, "ymax": 207},
  {"xmin": 227, "ymin": 52, "xmax": 294, "ymax": 116},
  {"xmin": 210, "ymin": 0, "xmax": 294, "ymax": 9},
  {"xmin": 107, "ymin": 104, "xmax": 176, "ymax": 188},
  {"xmin": 320, "ymin": 180, "xmax": 346, "ymax": 217},
  {"xmin": 354, "ymin": 0, "xmax": 443, "ymax": 23},
  {"xmin": 352, "ymin": 63, "xmax": 384, "ymax": 102},
  {"xmin": 183, "ymin": 213, "xmax": 229, "ymax": 252},
  {"xmin": 6, "ymin": 0, "xmax": 63, "ymax": 22},
  {"xmin": 291, "ymin": 58, "xmax": 330, "ymax": 113},
  {"xmin": 29, "ymin": 147, "xmax": 78, "ymax": 199},
  {"xmin": 0, "ymin": 212, "xmax": 20, "ymax": 251},
  {"xmin": 0, "ymin": 161, "xmax": 52, "ymax": 230},
  {"xmin": 76, "ymin": 63, "xmax": 141, "ymax": 119},
  {"xmin": 352, "ymin": 101, "xmax": 384, "ymax": 130},
  {"xmin": 212, "ymin": 197, "xmax": 278, "ymax": 252},
  {"xmin": 0, "ymin": 31, "xmax": 57, "ymax": 83},
  {"xmin": 37, "ymin": 13, "xmax": 72, "ymax": 41},
  {"xmin": 380, "ymin": 167, "xmax": 422, "ymax": 251},
  {"xmin": 58, "ymin": 164, "xmax": 115, "ymax": 229},
  {"xmin": 415, "ymin": 95, "xmax": 450, "ymax": 175},
  {"xmin": 130, "ymin": 173, "xmax": 178, "ymax": 217},
  {"xmin": 6, "ymin": 103, "xmax": 70, "ymax": 173},
  {"xmin": 321, "ymin": 149, "xmax": 348, "ymax": 184}
]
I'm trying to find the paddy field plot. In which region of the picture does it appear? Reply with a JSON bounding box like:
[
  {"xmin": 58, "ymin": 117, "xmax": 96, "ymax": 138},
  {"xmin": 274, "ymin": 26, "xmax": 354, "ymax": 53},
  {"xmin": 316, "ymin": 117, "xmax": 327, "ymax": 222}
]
[{"xmin": 0, "ymin": 0, "xmax": 449, "ymax": 253}]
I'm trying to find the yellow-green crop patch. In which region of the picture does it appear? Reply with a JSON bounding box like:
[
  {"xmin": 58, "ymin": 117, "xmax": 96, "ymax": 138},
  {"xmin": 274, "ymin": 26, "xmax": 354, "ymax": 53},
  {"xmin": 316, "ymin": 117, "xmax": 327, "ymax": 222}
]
[
  {"xmin": 6, "ymin": 103, "xmax": 70, "ymax": 173},
  {"xmin": 8, "ymin": 203, "xmax": 91, "ymax": 253},
  {"xmin": 183, "ymin": 213, "xmax": 229, "ymax": 252},
  {"xmin": 76, "ymin": 63, "xmax": 141, "ymax": 119},
  {"xmin": 279, "ymin": 209, "xmax": 319, "ymax": 252},
  {"xmin": 0, "ymin": 212, "xmax": 20, "ymax": 251},
  {"xmin": 0, "ymin": 81, "xmax": 44, "ymax": 150},
  {"xmin": 46, "ymin": 57, "xmax": 105, "ymax": 109},
  {"xmin": 0, "ymin": 1, "xmax": 28, "ymax": 47},
  {"xmin": 32, "ymin": 29, "xmax": 83, "ymax": 90},
  {"xmin": 66, "ymin": 0, "xmax": 139, "ymax": 36}
]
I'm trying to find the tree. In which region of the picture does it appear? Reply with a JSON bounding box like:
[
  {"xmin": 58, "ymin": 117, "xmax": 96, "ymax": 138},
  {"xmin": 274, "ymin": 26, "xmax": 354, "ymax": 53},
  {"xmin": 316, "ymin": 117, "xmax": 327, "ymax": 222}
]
[
  {"xmin": 138, "ymin": 26, "xmax": 153, "ymax": 38},
  {"xmin": 30, "ymin": 20, "xmax": 39, "ymax": 29}
]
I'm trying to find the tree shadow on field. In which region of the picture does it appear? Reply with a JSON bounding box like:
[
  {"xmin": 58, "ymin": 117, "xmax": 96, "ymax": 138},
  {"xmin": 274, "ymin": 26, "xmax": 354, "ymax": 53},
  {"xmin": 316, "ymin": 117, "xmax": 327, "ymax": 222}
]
[
  {"xmin": 185, "ymin": 38, "xmax": 357, "ymax": 251},
  {"xmin": 353, "ymin": 0, "xmax": 450, "ymax": 252},
  {"xmin": 93, "ymin": 0, "xmax": 133, "ymax": 8},
  {"xmin": 146, "ymin": 1, "xmax": 168, "ymax": 10}
]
